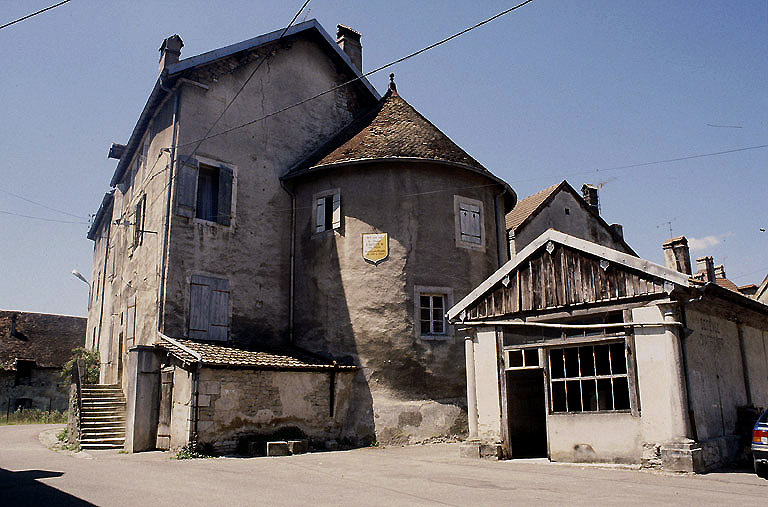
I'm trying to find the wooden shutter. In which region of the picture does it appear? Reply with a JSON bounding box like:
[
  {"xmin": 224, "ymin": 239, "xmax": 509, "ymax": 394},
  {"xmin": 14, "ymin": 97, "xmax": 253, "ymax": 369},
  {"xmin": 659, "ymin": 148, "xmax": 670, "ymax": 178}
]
[
  {"xmin": 189, "ymin": 275, "xmax": 229, "ymax": 341},
  {"xmin": 208, "ymin": 278, "xmax": 230, "ymax": 341},
  {"xmin": 217, "ymin": 165, "xmax": 233, "ymax": 226},
  {"xmin": 315, "ymin": 197, "xmax": 326, "ymax": 233},
  {"xmin": 331, "ymin": 192, "xmax": 341, "ymax": 229},
  {"xmin": 188, "ymin": 275, "xmax": 211, "ymax": 339},
  {"xmin": 176, "ymin": 158, "xmax": 199, "ymax": 218},
  {"xmin": 460, "ymin": 202, "xmax": 482, "ymax": 244}
]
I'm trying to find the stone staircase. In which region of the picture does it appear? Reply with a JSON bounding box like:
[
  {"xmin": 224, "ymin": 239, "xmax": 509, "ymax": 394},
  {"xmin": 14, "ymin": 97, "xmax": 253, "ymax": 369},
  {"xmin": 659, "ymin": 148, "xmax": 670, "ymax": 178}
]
[{"xmin": 80, "ymin": 384, "xmax": 126, "ymax": 450}]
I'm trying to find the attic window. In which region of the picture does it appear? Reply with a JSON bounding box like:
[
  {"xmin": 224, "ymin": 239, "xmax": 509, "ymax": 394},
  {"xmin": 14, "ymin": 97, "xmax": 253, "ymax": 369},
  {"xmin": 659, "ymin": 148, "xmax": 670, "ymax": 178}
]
[
  {"xmin": 565, "ymin": 208, "xmax": 570, "ymax": 215},
  {"xmin": 454, "ymin": 196, "xmax": 484, "ymax": 250}
]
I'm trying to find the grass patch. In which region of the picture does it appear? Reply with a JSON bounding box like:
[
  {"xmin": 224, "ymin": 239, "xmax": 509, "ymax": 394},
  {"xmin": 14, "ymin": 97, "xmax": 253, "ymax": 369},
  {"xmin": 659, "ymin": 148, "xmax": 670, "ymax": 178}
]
[
  {"xmin": 173, "ymin": 442, "xmax": 215, "ymax": 460},
  {"xmin": 0, "ymin": 409, "xmax": 67, "ymax": 426}
]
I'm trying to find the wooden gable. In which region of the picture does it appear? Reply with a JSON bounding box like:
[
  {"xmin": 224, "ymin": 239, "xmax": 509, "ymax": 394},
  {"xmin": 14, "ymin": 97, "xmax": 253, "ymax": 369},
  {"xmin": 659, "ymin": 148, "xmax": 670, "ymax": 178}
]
[{"xmin": 465, "ymin": 242, "xmax": 669, "ymax": 320}]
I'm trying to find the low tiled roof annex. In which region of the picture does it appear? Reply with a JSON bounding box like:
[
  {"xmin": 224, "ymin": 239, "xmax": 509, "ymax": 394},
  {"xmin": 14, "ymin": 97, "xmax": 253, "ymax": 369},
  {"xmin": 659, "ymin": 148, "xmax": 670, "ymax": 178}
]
[
  {"xmin": 0, "ymin": 310, "xmax": 85, "ymax": 370},
  {"xmin": 157, "ymin": 336, "xmax": 356, "ymax": 371},
  {"xmin": 505, "ymin": 181, "xmax": 562, "ymax": 231},
  {"xmin": 283, "ymin": 84, "xmax": 511, "ymax": 197}
]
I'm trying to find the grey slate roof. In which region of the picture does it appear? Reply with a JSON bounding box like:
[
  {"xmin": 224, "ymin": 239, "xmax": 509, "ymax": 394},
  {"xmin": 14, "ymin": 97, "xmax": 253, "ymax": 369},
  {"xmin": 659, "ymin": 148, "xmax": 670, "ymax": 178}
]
[
  {"xmin": 157, "ymin": 336, "xmax": 356, "ymax": 371},
  {"xmin": 0, "ymin": 310, "xmax": 85, "ymax": 370}
]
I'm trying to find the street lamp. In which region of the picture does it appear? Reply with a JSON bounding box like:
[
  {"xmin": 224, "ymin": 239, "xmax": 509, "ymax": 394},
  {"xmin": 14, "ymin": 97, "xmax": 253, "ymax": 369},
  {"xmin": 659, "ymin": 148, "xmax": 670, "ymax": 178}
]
[{"xmin": 71, "ymin": 269, "xmax": 89, "ymax": 285}]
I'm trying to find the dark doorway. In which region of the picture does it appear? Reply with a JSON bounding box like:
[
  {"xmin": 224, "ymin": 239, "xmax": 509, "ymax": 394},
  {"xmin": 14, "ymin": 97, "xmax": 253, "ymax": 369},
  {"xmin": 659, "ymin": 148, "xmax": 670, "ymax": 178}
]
[{"xmin": 506, "ymin": 369, "xmax": 547, "ymax": 457}]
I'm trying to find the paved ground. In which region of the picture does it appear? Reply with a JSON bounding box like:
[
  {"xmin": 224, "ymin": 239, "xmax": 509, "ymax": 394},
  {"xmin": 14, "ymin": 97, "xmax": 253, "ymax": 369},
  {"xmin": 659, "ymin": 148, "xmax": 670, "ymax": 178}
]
[{"xmin": 0, "ymin": 424, "xmax": 766, "ymax": 506}]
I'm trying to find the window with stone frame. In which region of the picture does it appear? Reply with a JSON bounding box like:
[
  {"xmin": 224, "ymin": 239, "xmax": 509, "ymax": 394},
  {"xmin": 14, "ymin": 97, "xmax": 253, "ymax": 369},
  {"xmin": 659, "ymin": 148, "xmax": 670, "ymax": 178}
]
[
  {"xmin": 176, "ymin": 158, "xmax": 234, "ymax": 226},
  {"xmin": 548, "ymin": 341, "xmax": 631, "ymax": 413},
  {"xmin": 313, "ymin": 189, "xmax": 341, "ymax": 234}
]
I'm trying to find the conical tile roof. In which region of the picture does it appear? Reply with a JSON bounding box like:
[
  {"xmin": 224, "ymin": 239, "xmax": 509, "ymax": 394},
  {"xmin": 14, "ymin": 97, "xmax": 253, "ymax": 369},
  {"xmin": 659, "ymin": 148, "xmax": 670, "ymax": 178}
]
[{"xmin": 286, "ymin": 85, "xmax": 489, "ymax": 177}]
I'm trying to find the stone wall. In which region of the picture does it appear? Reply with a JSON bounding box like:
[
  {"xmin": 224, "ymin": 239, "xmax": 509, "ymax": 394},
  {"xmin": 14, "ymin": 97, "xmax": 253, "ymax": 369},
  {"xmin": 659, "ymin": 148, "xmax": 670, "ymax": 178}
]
[
  {"xmin": 195, "ymin": 367, "xmax": 355, "ymax": 454},
  {"xmin": 0, "ymin": 367, "xmax": 69, "ymax": 414}
]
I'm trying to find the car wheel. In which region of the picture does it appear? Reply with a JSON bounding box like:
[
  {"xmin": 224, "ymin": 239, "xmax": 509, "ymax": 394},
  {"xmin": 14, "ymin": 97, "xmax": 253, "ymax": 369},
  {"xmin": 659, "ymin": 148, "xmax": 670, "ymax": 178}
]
[{"xmin": 754, "ymin": 459, "xmax": 768, "ymax": 479}]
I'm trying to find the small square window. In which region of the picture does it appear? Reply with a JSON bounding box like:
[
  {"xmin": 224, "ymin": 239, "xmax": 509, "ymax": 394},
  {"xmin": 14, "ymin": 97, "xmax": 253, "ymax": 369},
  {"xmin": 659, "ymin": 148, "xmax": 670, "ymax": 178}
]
[{"xmin": 420, "ymin": 294, "xmax": 446, "ymax": 335}]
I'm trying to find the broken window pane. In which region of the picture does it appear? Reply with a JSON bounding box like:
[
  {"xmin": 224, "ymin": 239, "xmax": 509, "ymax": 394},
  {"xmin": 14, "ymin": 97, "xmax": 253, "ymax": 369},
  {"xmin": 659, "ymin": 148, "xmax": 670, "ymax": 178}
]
[
  {"xmin": 566, "ymin": 380, "xmax": 581, "ymax": 411},
  {"xmin": 582, "ymin": 379, "xmax": 598, "ymax": 411},
  {"xmin": 550, "ymin": 349, "xmax": 564, "ymax": 379},
  {"xmin": 613, "ymin": 377, "xmax": 630, "ymax": 410},
  {"xmin": 564, "ymin": 348, "xmax": 579, "ymax": 378},
  {"xmin": 610, "ymin": 342, "xmax": 627, "ymax": 374},
  {"xmin": 524, "ymin": 349, "xmax": 539, "ymax": 367},
  {"xmin": 595, "ymin": 344, "xmax": 611, "ymax": 376},
  {"xmin": 552, "ymin": 381, "xmax": 567, "ymax": 412},
  {"xmin": 580, "ymin": 346, "xmax": 595, "ymax": 376},
  {"xmin": 508, "ymin": 350, "xmax": 524, "ymax": 368},
  {"xmin": 597, "ymin": 378, "xmax": 613, "ymax": 410}
]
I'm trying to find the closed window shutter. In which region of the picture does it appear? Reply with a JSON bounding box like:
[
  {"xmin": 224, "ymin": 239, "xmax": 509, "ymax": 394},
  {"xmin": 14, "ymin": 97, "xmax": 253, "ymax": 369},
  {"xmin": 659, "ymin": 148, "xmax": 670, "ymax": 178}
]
[
  {"xmin": 176, "ymin": 158, "xmax": 199, "ymax": 218},
  {"xmin": 315, "ymin": 197, "xmax": 326, "ymax": 233},
  {"xmin": 208, "ymin": 278, "xmax": 230, "ymax": 341},
  {"xmin": 460, "ymin": 203, "xmax": 482, "ymax": 244},
  {"xmin": 189, "ymin": 275, "xmax": 211, "ymax": 339},
  {"xmin": 126, "ymin": 296, "xmax": 136, "ymax": 346},
  {"xmin": 331, "ymin": 192, "xmax": 341, "ymax": 229},
  {"xmin": 217, "ymin": 165, "xmax": 233, "ymax": 226}
]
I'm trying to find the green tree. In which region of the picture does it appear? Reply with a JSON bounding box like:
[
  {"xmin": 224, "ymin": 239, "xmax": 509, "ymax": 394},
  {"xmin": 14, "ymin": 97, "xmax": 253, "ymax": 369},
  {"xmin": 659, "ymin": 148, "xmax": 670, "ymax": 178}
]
[{"xmin": 61, "ymin": 347, "xmax": 100, "ymax": 384}]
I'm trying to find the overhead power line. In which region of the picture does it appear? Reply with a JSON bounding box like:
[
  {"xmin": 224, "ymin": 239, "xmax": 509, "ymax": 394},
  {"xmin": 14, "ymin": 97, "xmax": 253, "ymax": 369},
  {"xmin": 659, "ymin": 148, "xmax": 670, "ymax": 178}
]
[
  {"xmin": 0, "ymin": 188, "xmax": 87, "ymax": 219},
  {"xmin": 178, "ymin": 0, "xmax": 536, "ymax": 148},
  {"xmin": 0, "ymin": 0, "xmax": 72, "ymax": 31},
  {"xmin": 0, "ymin": 209, "xmax": 88, "ymax": 224}
]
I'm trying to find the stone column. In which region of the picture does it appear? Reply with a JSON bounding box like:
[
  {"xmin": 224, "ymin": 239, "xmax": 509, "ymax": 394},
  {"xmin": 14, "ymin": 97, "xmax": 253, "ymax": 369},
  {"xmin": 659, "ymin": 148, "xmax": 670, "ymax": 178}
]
[
  {"xmin": 465, "ymin": 333, "xmax": 479, "ymax": 440},
  {"xmin": 659, "ymin": 303, "xmax": 692, "ymax": 440}
]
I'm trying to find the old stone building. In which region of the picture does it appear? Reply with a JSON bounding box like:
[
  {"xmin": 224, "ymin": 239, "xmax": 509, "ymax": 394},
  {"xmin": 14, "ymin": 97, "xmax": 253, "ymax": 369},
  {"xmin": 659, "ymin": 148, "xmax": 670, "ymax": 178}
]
[
  {"xmin": 449, "ymin": 230, "xmax": 768, "ymax": 472},
  {"xmin": 506, "ymin": 180, "xmax": 633, "ymax": 256},
  {"xmin": 86, "ymin": 20, "xmax": 515, "ymax": 452},
  {"xmin": 0, "ymin": 310, "xmax": 84, "ymax": 415}
]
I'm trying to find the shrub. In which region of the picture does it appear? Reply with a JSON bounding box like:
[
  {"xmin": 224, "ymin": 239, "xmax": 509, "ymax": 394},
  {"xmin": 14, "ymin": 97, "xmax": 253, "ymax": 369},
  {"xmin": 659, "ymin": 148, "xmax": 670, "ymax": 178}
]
[
  {"xmin": 61, "ymin": 347, "xmax": 100, "ymax": 384},
  {"xmin": 1, "ymin": 408, "xmax": 67, "ymax": 426}
]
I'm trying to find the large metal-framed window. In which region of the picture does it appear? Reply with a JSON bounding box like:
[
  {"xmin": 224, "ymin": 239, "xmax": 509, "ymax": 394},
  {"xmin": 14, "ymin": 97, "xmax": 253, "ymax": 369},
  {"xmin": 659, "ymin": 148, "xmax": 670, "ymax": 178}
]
[{"xmin": 548, "ymin": 341, "xmax": 630, "ymax": 413}]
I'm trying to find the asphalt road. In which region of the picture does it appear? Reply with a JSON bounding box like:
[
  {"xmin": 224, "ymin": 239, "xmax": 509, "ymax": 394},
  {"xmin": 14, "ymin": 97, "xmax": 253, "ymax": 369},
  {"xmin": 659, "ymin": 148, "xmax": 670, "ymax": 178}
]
[{"xmin": 1, "ymin": 424, "xmax": 766, "ymax": 506}]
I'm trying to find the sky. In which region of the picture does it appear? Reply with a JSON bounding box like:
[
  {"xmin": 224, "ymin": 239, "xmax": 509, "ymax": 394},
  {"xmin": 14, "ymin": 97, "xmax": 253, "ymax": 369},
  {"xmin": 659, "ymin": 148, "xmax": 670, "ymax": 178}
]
[{"xmin": 1, "ymin": 0, "xmax": 766, "ymax": 317}]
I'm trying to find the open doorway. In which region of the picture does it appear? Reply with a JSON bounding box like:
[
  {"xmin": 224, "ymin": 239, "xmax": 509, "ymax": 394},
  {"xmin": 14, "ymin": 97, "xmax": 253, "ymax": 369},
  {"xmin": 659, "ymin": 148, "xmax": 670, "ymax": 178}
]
[{"xmin": 505, "ymin": 367, "xmax": 548, "ymax": 458}]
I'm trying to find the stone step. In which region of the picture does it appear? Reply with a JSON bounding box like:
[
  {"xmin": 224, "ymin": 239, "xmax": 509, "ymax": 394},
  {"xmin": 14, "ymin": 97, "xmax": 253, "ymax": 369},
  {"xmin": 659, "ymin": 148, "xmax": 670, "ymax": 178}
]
[
  {"xmin": 82, "ymin": 431, "xmax": 125, "ymax": 439},
  {"xmin": 82, "ymin": 425, "xmax": 125, "ymax": 432},
  {"xmin": 80, "ymin": 443, "xmax": 124, "ymax": 450},
  {"xmin": 81, "ymin": 436, "xmax": 125, "ymax": 444},
  {"xmin": 82, "ymin": 394, "xmax": 125, "ymax": 400}
]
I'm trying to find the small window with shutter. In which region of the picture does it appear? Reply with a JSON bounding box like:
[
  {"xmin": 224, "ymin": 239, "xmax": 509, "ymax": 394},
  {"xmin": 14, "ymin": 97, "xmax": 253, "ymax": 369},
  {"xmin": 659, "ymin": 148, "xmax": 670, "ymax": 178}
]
[
  {"xmin": 132, "ymin": 194, "xmax": 146, "ymax": 248},
  {"xmin": 188, "ymin": 275, "xmax": 230, "ymax": 341},
  {"xmin": 313, "ymin": 189, "xmax": 341, "ymax": 234},
  {"xmin": 454, "ymin": 196, "xmax": 484, "ymax": 250},
  {"xmin": 176, "ymin": 157, "xmax": 234, "ymax": 226}
]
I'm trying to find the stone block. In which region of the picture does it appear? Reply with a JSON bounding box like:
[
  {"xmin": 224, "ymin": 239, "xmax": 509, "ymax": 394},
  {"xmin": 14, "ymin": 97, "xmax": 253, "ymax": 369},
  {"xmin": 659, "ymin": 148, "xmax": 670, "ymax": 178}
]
[
  {"xmin": 197, "ymin": 394, "xmax": 210, "ymax": 407},
  {"xmin": 288, "ymin": 440, "xmax": 308, "ymax": 454},
  {"xmin": 325, "ymin": 439, "xmax": 339, "ymax": 450},
  {"xmin": 459, "ymin": 441, "xmax": 481, "ymax": 458},
  {"xmin": 661, "ymin": 440, "xmax": 704, "ymax": 473},
  {"xmin": 266, "ymin": 441, "xmax": 290, "ymax": 456}
]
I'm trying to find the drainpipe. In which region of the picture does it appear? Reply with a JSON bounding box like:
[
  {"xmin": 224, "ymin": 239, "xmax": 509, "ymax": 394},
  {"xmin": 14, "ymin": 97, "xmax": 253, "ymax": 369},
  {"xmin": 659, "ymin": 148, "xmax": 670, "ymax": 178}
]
[
  {"xmin": 493, "ymin": 189, "xmax": 507, "ymax": 268},
  {"xmin": 157, "ymin": 81, "xmax": 180, "ymax": 334},
  {"xmin": 279, "ymin": 179, "xmax": 296, "ymax": 344},
  {"xmin": 96, "ymin": 218, "xmax": 111, "ymax": 351},
  {"xmin": 190, "ymin": 361, "xmax": 200, "ymax": 445}
]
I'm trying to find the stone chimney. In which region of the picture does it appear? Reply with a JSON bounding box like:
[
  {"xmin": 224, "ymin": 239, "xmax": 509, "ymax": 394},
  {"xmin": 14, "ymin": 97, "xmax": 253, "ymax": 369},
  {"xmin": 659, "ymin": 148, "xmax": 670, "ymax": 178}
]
[
  {"xmin": 610, "ymin": 223, "xmax": 624, "ymax": 240},
  {"xmin": 9, "ymin": 313, "xmax": 17, "ymax": 337},
  {"xmin": 581, "ymin": 184, "xmax": 599, "ymax": 215},
  {"xmin": 159, "ymin": 35, "xmax": 184, "ymax": 75},
  {"xmin": 696, "ymin": 256, "xmax": 716, "ymax": 282},
  {"xmin": 336, "ymin": 25, "xmax": 362, "ymax": 72},
  {"xmin": 662, "ymin": 236, "xmax": 692, "ymax": 275},
  {"xmin": 714, "ymin": 265, "xmax": 726, "ymax": 279}
]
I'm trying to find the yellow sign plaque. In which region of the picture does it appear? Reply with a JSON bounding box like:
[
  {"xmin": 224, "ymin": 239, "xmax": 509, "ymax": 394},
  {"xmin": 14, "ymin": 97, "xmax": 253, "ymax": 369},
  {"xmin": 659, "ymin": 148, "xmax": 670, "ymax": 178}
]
[{"xmin": 362, "ymin": 233, "xmax": 388, "ymax": 265}]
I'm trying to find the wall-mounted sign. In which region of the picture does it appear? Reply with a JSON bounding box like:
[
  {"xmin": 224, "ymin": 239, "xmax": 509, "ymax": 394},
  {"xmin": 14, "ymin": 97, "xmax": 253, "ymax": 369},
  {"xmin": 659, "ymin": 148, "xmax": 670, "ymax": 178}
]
[{"xmin": 362, "ymin": 233, "xmax": 388, "ymax": 265}]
